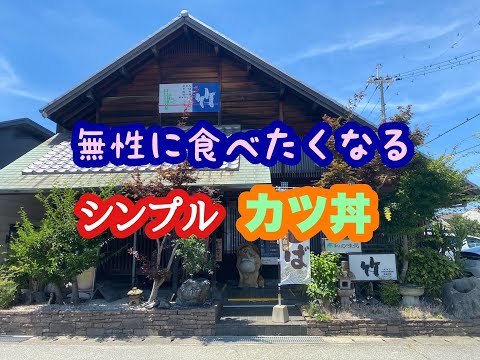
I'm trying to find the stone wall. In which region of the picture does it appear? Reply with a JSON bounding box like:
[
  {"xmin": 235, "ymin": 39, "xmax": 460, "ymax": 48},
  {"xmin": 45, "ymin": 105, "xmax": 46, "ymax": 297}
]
[
  {"xmin": 0, "ymin": 305, "xmax": 219, "ymax": 337},
  {"xmin": 306, "ymin": 317, "xmax": 480, "ymax": 336}
]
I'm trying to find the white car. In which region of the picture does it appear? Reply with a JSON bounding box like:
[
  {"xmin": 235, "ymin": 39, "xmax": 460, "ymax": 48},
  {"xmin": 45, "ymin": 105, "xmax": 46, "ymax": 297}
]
[
  {"xmin": 461, "ymin": 246, "xmax": 480, "ymax": 277},
  {"xmin": 445, "ymin": 236, "xmax": 480, "ymax": 260},
  {"xmin": 462, "ymin": 236, "xmax": 480, "ymax": 250}
]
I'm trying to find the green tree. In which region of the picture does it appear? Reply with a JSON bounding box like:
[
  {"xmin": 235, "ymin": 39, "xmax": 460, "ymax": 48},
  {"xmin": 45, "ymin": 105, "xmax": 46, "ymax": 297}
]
[
  {"xmin": 384, "ymin": 155, "xmax": 476, "ymax": 282},
  {"xmin": 306, "ymin": 252, "xmax": 341, "ymax": 307},
  {"xmin": 175, "ymin": 235, "xmax": 213, "ymax": 280},
  {"xmin": 6, "ymin": 185, "xmax": 116, "ymax": 304},
  {"xmin": 124, "ymin": 162, "xmax": 219, "ymax": 306},
  {"xmin": 317, "ymin": 102, "xmax": 479, "ymax": 284}
]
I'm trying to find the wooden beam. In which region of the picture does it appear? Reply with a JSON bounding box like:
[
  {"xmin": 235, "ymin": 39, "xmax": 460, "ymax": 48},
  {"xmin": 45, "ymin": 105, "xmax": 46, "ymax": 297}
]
[
  {"xmin": 214, "ymin": 44, "xmax": 220, "ymax": 57},
  {"xmin": 279, "ymin": 85, "xmax": 286, "ymax": 101},
  {"xmin": 246, "ymin": 63, "xmax": 252, "ymax": 78},
  {"xmin": 218, "ymin": 59, "xmax": 222, "ymax": 125},
  {"xmin": 151, "ymin": 45, "xmax": 162, "ymax": 63},
  {"xmin": 183, "ymin": 24, "xmax": 190, "ymax": 38},
  {"xmin": 86, "ymin": 89, "xmax": 96, "ymax": 103},
  {"xmin": 119, "ymin": 66, "xmax": 133, "ymax": 83},
  {"xmin": 279, "ymin": 98, "xmax": 285, "ymax": 176},
  {"xmin": 312, "ymin": 102, "xmax": 319, "ymax": 112}
]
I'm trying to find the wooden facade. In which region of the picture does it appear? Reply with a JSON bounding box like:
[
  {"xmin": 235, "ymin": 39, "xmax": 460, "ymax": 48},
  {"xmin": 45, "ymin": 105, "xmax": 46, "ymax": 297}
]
[
  {"xmin": 41, "ymin": 13, "xmax": 385, "ymax": 281},
  {"xmin": 52, "ymin": 33, "xmax": 335, "ymax": 136}
]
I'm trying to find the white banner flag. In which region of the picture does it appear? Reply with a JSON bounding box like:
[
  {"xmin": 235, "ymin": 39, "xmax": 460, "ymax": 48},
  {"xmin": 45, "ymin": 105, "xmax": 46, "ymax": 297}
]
[{"xmin": 279, "ymin": 232, "xmax": 311, "ymax": 285}]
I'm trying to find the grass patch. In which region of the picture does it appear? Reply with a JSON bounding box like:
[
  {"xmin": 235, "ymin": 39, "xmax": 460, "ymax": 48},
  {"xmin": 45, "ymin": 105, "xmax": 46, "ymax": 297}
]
[{"xmin": 304, "ymin": 300, "xmax": 451, "ymax": 321}]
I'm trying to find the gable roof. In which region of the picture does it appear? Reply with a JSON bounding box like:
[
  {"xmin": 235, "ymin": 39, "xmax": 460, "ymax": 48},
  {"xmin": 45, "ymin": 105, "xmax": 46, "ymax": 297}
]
[
  {"xmin": 39, "ymin": 10, "xmax": 376, "ymax": 129},
  {"xmin": 0, "ymin": 118, "xmax": 54, "ymax": 139}
]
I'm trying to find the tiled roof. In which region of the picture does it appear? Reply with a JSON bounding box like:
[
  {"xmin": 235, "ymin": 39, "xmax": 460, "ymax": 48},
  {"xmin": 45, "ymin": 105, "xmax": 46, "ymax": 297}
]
[
  {"xmin": 0, "ymin": 133, "xmax": 271, "ymax": 194},
  {"xmin": 22, "ymin": 139, "xmax": 239, "ymax": 175},
  {"xmin": 23, "ymin": 124, "xmax": 241, "ymax": 174}
]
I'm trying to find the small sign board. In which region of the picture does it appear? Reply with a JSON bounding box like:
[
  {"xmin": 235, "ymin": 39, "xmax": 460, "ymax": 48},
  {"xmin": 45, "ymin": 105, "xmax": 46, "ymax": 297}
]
[
  {"xmin": 260, "ymin": 239, "xmax": 279, "ymax": 265},
  {"xmin": 348, "ymin": 254, "xmax": 397, "ymax": 281},
  {"xmin": 324, "ymin": 238, "xmax": 362, "ymax": 253},
  {"xmin": 159, "ymin": 82, "xmax": 220, "ymax": 113}
]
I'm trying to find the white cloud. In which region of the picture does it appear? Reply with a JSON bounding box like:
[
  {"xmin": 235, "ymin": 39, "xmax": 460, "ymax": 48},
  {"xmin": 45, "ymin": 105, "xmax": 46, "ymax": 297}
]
[
  {"xmin": 285, "ymin": 21, "xmax": 463, "ymax": 64},
  {"xmin": 412, "ymin": 82, "xmax": 480, "ymax": 112},
  {"xmin": 0, "ymin": 56, "xmax": 49, "ymax": 102}
]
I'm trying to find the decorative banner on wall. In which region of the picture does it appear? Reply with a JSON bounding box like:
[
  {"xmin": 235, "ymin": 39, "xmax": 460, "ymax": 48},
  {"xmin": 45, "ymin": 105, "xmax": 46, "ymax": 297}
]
[
  {"xmin": 159, "ymin": 82, "xmax": 220, "ymax": 113},
  {"xmin": 324, "ymin": 238, "xmax": 362, "ymax": 253},
  {"xmin": 279, "ymin": 232, "xmax": 311, "ymax": 285},
  {"xmin": 348, "ymin": 254, "xmax": 397, "ymax": 281}
]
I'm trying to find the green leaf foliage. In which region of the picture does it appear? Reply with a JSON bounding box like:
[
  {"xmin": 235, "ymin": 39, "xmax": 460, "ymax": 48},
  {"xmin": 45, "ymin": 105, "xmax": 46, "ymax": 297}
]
[
  {"xmin": 405, "ymin": 247, "xmax": 460, "ymax": 298},
  {"xmin": 6, "ymin": 185, "xmax": 117, "ymax": 287},
  {"xmin": 306, "ymin": 252, "xmax": 341, "ymax": 304},
  {"xmin": 175, "ymin": 235, "xmax": 213, "ymax": 279},
  {"xmin": 378, "ymin": 281, "xmax": 401, "ymax": 306},
  {"xmin": 0, "ymin": 276, "xmax": 18, "ymax": 309}
]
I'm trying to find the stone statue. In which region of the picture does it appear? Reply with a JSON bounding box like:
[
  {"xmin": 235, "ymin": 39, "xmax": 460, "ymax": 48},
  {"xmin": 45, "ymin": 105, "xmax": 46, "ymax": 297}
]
[{"xmin": 236, "ymin": 243, "xmax": 264, "ymax": 288}]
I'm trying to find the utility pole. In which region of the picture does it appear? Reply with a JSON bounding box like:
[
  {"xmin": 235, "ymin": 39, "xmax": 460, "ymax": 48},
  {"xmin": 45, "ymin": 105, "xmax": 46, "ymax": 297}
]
[{"xmin": 367, "ymin": 64, "xmax": 399, "ymax": 123}]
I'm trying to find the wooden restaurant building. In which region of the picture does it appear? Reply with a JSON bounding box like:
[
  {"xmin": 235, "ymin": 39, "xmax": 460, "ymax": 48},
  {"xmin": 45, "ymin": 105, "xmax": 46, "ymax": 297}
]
[{"xmin": 0, "ymin": 11, "xmax": 387, "ymax": 284}]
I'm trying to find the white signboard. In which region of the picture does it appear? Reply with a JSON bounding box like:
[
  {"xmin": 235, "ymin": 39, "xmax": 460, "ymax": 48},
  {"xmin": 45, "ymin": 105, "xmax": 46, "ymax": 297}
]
[
  {"xmin": 279, "ymin": 232, "xmax": 311, "ymax": 285},
  {"xmin": 159, "ymin": 82, "xmax": 220, "ymax": 113},
  {"xmin": 159, "ymin": 83, "xmax": 192, "ymax": 113},
  {"xmin": 348, "ymin": 254, "xmax": 397, "ymax": 281},
  {"xmin": 324, "ymin": 238, "xmax": 362, "ymax": 253}
]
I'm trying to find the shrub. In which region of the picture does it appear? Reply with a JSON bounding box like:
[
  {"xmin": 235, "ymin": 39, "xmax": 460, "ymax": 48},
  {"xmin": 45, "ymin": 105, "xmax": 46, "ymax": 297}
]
[
  {"xmin": 0, "ymin": 277, "xmax": 18, "ymax": 309},
  {"xmin": 406, "ymin": 247, "xmax": 460, "ymax": 298},
  {"xmin": 306, "ymin": 252, "xmax": 341, "ymax": 305},
  {"xmin": 175, "ymin": 235, "xmax": 213, "ymax": 279},
  {"xmin": 379, "ymin": 281, "xmax": 401, "ymax": 306},
  {"xmin": 304, "ymin": 301, "xmax": 333, "ymax": 322}
]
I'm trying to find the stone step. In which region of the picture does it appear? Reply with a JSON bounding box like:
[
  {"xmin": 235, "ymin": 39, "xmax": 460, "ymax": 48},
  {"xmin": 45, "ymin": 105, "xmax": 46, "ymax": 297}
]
[
  {"xmin": 215, "ymin": 305, "xmax": 307, "ymax": 336},
  {"xmin": 215, "ymin": 323, "xmax": 307, "ymax": 336}
]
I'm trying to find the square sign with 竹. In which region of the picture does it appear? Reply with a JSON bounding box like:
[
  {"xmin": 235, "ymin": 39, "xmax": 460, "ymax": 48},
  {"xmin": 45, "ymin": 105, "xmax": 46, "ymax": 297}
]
[
  {"xmin": 159, "ymin": 82, "xmax": 220, "ymax": 113},
  {"xmin": 348, "ymin": 254, "xmax": 397, "ymax": 281}
]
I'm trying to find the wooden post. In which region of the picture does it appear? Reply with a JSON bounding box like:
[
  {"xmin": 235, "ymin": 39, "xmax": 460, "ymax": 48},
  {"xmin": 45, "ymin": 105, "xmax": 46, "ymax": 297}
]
[
  {"xmin": 217, "ymin": 57, "xmax": 222, "ymax": 125},
  {"xmin": 279, "ymin": 95, "xmax": 285, "ymax": 177}
]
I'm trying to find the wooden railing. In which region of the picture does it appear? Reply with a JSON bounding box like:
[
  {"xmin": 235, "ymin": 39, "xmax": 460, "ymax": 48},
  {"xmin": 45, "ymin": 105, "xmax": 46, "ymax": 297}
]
[{"xmin": 270, "ymin": 150, "xmax": 323, "ymax": 179}]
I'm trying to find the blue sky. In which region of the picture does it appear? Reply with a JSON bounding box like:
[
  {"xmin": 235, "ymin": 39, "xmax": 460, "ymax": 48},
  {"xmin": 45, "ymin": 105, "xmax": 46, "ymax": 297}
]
[{"xmin": 0, "ymin": 0, "xmax": 479, "ymax": 183}]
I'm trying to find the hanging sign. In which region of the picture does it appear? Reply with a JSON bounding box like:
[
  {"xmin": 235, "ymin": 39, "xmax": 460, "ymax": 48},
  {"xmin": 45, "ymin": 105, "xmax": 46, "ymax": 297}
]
[
  {"xmin": 348, "ymin": 253, "xmax": 397, "ymax": 281},
  {"xmin": 324, "ymin": 238, "xmax": 362, "ymax": 253},
  {"xmin": 279, "ymin": 232, "xmax": 311, "ymax": 285},
  {"xmin": 159, "ymin": 82, "xmax": 220, "ymax": 113}
]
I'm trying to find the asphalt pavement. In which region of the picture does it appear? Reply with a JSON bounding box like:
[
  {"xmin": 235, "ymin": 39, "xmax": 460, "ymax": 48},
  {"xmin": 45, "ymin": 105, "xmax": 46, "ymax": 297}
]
[{"xmin": 0, "ymin": 335, "xmax": 478, "ymax": 360}]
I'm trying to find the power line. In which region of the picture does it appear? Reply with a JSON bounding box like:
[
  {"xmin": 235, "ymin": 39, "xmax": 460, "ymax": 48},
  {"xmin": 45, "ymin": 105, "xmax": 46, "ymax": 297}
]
[
  {"xmin": 419, "ymin": 16, "xmax": 480, "ymax": 65},
  {"xmin": 455, "ymin": 143, "xmax": 480, "ymax": 155},
  {"xmin": 436, "ymin": 15, "xmax": 480, "ymax": 59},
  {"xmin": 419, "ymin": 112, "xmax": 480, "ymax": 147},
  {"xmin": 396, "ymin": 49, "xmax": 480, "ymax": 77},
  {"xmin": 359, "ymin": 85, "xmax": 378, "ymax": 115},
  {"xmin": 367, "ymin": 98, "xmax": 380, "ymax": 119},
  {"xmin": 399, "ymin": 56, "xmax": 480, "ymax": 81}
]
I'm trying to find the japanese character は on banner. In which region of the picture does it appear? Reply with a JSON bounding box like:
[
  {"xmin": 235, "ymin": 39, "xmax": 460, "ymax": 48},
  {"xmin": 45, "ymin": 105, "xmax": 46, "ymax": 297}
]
[{"xmin": 279, "ymin": 232, "xmax": 311, "ymax": 285}]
